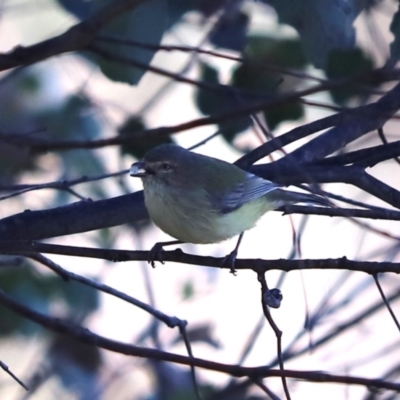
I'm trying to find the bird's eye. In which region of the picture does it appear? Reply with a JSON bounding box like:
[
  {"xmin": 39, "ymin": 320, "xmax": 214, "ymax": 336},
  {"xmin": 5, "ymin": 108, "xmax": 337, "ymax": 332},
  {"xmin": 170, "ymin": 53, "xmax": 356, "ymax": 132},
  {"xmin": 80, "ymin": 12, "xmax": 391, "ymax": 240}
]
[{"xmin": 160, "ymin": 163, "xmax": 171, "ymax": 172}]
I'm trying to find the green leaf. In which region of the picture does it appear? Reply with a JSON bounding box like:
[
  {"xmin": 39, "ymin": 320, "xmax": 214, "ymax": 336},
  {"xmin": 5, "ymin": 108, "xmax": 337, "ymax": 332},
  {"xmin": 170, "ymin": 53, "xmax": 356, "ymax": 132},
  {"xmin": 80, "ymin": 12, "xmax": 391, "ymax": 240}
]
[
  {"xmin": 196, "ymin": 63, "xmax": 221, "ymax": 116},
  {"xmin": 181, "ymin": 280, "xmax": 195, "ymax": 300},
  {"xmin": 244, "ymin": 36, "xmax": 307, "ymax": 69},
  {"xmin": 0, "ymin": 263, "xmax": 52, "ymax": 336},
  {"xmin": 119, "ymin": 117, "xmax": 174, "ymax": 159},
  {"xmin": 57, "ymin": 0, "xmax": 92, "ymax": 19},
  {"xmin": 264, "ymin": 101, "xmax": 304, "ymax": 131},
  {"xmin": 87, "ymin": 0, "xmax": 168, "ymax": 85},
  {"xmin": 0, "ymin": 263, "xmax": 100, "ymax": 337},
  {"xmin": 195, "ymin": 63, "xmax": 251, "ymax": 144},
  {"xmin": 42, "ymin": 95, "xmax": 100, "ymax": 140},
  {"xmin": 210, "ymin": 12, "xmax": 249, "ymax": 52},
  {"xmin": 167, "ymin": 0, "xmax": 200, "ymax": 26},
  {"xmin": 326, "ymin": 48, "xmax": 374, "ymax": 104},
  {"xmin": 261, "ymin": 0, "xmax": 368, "ymax": 68},
  {"xmin": 41, "ymin": 95, "xmax": 108, "ymax": 201},
  {"xmin": 231, "ymin": 36, "xmax": 306, "ymax": 129}
]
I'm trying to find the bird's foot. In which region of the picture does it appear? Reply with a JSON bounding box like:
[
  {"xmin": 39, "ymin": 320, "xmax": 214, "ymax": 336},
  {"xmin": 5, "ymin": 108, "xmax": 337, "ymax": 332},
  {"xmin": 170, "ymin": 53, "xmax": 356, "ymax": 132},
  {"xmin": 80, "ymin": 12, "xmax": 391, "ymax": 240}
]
[
  {"xmin": 221, "ymin": 250, "xmax": 238, "ymax": 275},
  {"xmin": 148, "ymin": 242, "xmax": 165, "ymax": 268},
  {"xmin": 148, "ymin": 240, "xmax": 182, "ymax": 268}
]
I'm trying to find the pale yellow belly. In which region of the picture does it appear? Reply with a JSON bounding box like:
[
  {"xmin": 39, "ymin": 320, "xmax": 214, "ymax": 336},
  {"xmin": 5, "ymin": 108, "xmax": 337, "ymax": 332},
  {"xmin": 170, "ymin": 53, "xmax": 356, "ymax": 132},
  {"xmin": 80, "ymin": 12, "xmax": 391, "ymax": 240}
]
[{"xmin": 144, "ymin": 184, "xmax": 274, "ymax": 244}]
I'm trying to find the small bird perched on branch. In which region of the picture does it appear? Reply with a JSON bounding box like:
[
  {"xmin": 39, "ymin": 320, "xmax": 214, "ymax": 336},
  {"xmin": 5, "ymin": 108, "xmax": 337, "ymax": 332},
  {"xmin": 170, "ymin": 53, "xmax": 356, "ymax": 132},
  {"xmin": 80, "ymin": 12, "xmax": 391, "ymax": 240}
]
[{"xmin": 130, "ymin": 144, "xmax": 329, "ymax": 268}]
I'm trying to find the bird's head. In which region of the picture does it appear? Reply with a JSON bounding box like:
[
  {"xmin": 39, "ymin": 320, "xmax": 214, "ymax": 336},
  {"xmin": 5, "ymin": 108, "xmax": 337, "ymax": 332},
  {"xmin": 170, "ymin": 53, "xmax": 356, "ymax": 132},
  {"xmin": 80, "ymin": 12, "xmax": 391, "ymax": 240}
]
[{"xmin": 130, "ymin": 144, "xmax": 192, "ymax": 187}]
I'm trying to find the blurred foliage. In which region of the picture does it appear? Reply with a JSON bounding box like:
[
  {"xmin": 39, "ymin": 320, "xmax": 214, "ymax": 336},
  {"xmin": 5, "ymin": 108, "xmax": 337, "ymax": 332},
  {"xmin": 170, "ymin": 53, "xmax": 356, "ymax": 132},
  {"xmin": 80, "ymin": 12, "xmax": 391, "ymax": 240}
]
[
  {"xmin": 196, "ymin": 36, "xmax": 307, "ymax": 144},
  {"xmin": 181, "ymin": 279, "xmax": 195, "ymax": 300},
  {"xmin": 0, "ymin": 68, "xmax": 106, "ymax": 192},
  {"xmin": 119, "ymin": 116, "xmax": 174, "ymax": 159},
  {"xmin": 260, "ymin": 0, "xmax": 367, "ymax": 68},
  {"xmin": 0, "ymin": 69, "xmax": 45, "ymax": 183},
  {"xmin": 57, "ymin": 0, "xmax": 92, "ymax": 19},
  {"xmin": 60, "ymin": 0, "xmax": 169, "ymax": 84},
  {"xmin": 0, "ymin": 142, "xmax": 38, "ymax": 185},
  {"xmin": 48, "ymin": 333, "xmax": 102, "ymax": 397},
  {"xmin": 210, "ymin": 12, "xmax": 250, "ymax": 52},
  {"xmin": 195, "ymin": 63, "xmax": 252, "ymax": 145},
  {"xmin": 42, "ymin": 95, "xmax": 100, "ymax": 140},
  {"xmin": 325, "ymin": 48, "xmax": 374, "ymax": 104},
  {"xmin": 54, "ymin": 0, "xmax": 384, "ymax": 88},
  {"xmin": 42, "ymin": 94, "xmax": 109, "ymax": 202},
  {"xmin": 59, "ymin": 0, "xmax": 211, "ymax": 85},
  {"xmin": 0, "ymin": 258, "xmax": 101, "ymax": 394},
  {"xmin": 232, "ymin": 36, "xmax": 307, "ymax": 130},
  {"xmin": 0, "ymin": 261, "xmax": 99, "ymax": 336}
]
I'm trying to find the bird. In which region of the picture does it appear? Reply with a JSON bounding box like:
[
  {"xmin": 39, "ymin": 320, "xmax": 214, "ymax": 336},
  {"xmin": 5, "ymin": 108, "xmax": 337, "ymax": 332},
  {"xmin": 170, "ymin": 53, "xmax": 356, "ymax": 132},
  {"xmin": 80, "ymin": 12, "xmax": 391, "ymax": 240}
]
[{"xmin": 130, "ymin": 144, "xmax": 329, "ymax": 269}]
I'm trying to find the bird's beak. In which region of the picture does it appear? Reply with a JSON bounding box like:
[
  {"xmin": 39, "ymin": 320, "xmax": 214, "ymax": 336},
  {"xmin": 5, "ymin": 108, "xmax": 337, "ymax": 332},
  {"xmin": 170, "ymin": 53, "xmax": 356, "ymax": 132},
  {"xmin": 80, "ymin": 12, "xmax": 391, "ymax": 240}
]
[{"xmin": 130, "ymin": 162, "xmax": 149, "ymax": 177}]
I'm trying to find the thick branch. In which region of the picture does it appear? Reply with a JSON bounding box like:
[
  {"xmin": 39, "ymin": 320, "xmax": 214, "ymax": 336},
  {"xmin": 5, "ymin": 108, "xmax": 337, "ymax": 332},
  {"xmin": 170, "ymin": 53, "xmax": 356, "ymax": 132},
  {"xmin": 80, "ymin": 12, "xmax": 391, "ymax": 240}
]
[
  {"xmin": 311, "ymin": 140, "xmax": 400, "ymax": 168},
  {"xmin": 0, "ymin": 187, "xmax": 398, "ymax": 241},
  {"xmin": 236, "ymin": 110, "xmax": 353, "ymax": 169},
  {"xmin": 251, "ymin": 164, "xmax": 400, "ymax": 209},
  {"xmin": 343, "ymin": 170, "xmax": 400, "ymax": 209},
  {"xmin": 274, "ymin": 82, "xmax": 400, "ymax": 165},
  {"xmin": 0, "ymin": 0, "xmax": 147, "ymax": 71},
  {"xmin": 0, "ymin": 192, "xmax": 147, "ymax": 241}
]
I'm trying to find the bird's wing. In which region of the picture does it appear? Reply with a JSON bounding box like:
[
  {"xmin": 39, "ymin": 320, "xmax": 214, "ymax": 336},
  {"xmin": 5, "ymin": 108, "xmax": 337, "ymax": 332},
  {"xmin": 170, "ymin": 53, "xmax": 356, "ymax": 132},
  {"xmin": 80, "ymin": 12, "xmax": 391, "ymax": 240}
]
[{"xmin": 214, "ymin": 173, "xmax": 280, "ymax": 214}]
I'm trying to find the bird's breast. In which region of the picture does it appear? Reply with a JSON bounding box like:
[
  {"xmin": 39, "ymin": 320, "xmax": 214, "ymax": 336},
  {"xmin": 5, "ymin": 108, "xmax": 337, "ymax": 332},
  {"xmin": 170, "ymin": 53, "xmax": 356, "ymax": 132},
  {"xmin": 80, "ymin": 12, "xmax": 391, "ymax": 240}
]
[{"xmin": 143, "ymin": 181, "xmax": 274, "ymax": 244}]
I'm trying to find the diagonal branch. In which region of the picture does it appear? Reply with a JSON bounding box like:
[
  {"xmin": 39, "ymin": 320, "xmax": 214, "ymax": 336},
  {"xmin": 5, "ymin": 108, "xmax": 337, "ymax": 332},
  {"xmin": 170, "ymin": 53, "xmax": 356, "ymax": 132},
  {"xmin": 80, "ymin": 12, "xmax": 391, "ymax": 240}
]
[
  {"xmin": 0, "ymin": 80, "xmax": 378, "ymax": 153},
  {"xmin": 273, "ymin": 81, "xmax": 400, "ymax": 166},
  {"xmin": 344, "ymin": 170, "xmax": 400, "ymax": 209},
  {"xmin": 0, "ymin": 0, "xmax": 148, "ymax": 72},
  {"xmin": 310, "ymin": 140, "xmax": 400, "ymax": 168},
  {"xmin": 0, "ymin": 287, "xmax": 398, "ymax": 392}
]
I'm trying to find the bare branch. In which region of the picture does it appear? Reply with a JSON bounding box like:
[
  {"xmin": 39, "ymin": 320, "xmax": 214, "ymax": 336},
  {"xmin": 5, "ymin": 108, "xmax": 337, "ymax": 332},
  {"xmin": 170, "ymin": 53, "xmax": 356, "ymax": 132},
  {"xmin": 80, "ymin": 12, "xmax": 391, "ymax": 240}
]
[
  {"xmin": 373, "ymin": 274, "xmax": 400, "ymax": 333},
  {"xmin": 1, "ymin": 241, "xmax": 400, "ymax": 274},
  {"xmin": 279, "ymin": 82, "xmax": 400, "ymax": 164},
  {"xmin": 0, "ymin": 359, "xmax": 29, "ymax": 391},
  {"xmin": 257, "ymin": 272, "xmax": 291, "ymax": 399},
  {"xmin": 29, "ymin": 254, "xmax": 186, "ymax": 329},
  {"xmin": 0, "ymin": 287, "xmax": 398, "ymax": 392},
  {"xmin": 0, "ymin": 192, "xmax": 148, "ymax": 241},
  {"xmin": 0, "ymin": 0, "xmax": 148, "ymax": 72},
  {"xmin": 0, "ymin": 80, "xmax": 377, "ymax": 153}
]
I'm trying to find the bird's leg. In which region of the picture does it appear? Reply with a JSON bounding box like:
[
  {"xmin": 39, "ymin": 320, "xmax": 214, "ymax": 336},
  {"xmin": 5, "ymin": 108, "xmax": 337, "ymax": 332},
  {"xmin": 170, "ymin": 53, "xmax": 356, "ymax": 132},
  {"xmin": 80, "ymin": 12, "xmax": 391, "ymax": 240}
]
[
  {"xmin": 222, "ymin": 233, "xmax": 244, "ymax": 275},
  {"xmin": 149, "ymin": 240, "xmax": 182, "ymax": 268}
]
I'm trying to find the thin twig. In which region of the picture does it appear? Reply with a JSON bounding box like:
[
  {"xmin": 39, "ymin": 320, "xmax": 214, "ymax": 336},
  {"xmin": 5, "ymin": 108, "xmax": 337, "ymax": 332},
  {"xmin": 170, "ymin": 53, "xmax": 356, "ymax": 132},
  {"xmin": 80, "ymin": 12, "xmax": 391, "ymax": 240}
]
[
  {"xmin": 0, "ymin": 359, "xmax": 29, "ymax": 390},
  {"xmin": 257, "ymin": 272, "xmax": 291, "ymax": 400},
  {"xmin": 251, "ymin": 377, "xmax": 281, "ymax": 400},
  {"xmin": 273, "ymin": 287, "xmax": 400, "ymax": 367},
  {"xmin": 0, "ymin": 287, "xmax": 397, "ymax": 391},
  {"xmin": 377, "ymin": 127, "xmax": 400, "ymax": 165},
  {"xmin": 179, "ymin": 325, "xmax": 202, "ymax": 400},
  {"xmin": 0, "ymin": 170, "xmax": 128, "ymax": 201},
  {"xmin": 373, "ymin": 274, "xmax": 400, "ymax": 333},
  {"xmin": 29, "ymin": 253, "xmax": 186, "ymax": 329}
]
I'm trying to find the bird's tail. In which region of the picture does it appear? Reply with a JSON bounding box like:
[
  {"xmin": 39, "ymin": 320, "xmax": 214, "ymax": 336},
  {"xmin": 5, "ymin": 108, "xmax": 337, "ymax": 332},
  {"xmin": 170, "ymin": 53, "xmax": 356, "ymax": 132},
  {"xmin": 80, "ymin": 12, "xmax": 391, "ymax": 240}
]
[{"xmin": 269, "ymin": 189, "xmax": 331, "ymax": 208}]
